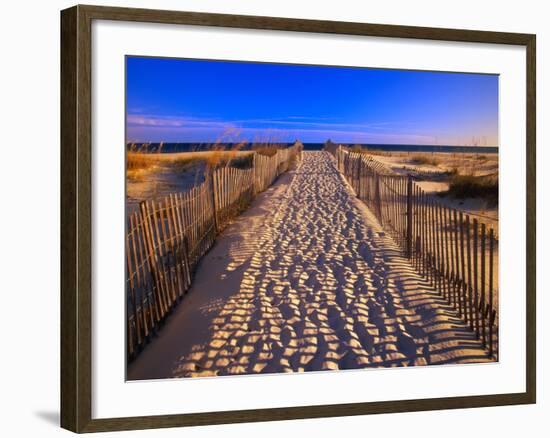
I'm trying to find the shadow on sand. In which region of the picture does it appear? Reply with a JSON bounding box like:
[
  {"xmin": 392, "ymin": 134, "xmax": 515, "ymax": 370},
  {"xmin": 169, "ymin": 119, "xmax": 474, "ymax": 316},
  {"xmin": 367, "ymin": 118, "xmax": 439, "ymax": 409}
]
[{"xmin": 128, "ymin": 152, "xmax": 494, "ymax": 381}]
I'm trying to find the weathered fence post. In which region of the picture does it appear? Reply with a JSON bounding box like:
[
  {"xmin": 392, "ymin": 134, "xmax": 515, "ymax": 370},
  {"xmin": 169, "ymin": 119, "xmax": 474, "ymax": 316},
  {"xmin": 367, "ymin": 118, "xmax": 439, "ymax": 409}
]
[
  {"xmin": 356, "ymin": 155, "xmax": 362, "ymax": 198},
  {"xmin": 406, "ymin": 175, "xmax": 413, "ymax": 259},
  {"xmin": 209, "ymin": 169, "xmax": 219, "ymax": 233},
  {"xmin": 252, "ymin": 152, "xmax": 257, "ymax": 195},
  {"xmin": 374, "ymin": 174, "xmax": 382, "ymax": 221}
]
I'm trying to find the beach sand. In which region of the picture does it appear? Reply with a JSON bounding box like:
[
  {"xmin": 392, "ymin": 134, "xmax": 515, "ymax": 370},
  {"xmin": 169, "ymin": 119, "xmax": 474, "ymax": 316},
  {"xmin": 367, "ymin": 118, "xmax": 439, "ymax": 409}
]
[{"xmin": 128, "ymin": 151, "xmax": 493, "ymax": 380}]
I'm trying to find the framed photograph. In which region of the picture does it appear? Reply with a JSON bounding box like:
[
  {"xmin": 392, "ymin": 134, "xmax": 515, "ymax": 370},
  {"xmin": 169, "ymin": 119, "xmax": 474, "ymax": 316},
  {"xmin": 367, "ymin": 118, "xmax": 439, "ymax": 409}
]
[{"xmin": 60, "ymin": 4, "xmax": 536, "ymax": 433}]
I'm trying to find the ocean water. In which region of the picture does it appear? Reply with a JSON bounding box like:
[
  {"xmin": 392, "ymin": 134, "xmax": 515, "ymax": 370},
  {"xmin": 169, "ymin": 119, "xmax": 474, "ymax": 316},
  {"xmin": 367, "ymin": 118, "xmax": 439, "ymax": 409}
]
[{"xmin": 127, "ymin": 142, "xmax": 498, "ymax": 154}]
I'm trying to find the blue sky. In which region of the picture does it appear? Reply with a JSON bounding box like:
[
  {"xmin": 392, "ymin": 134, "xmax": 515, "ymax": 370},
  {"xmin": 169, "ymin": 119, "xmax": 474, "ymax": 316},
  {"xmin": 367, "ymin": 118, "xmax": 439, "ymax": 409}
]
[{"xmin": 126, "ymin": 56, "xmax": 498, "ymax": 146}]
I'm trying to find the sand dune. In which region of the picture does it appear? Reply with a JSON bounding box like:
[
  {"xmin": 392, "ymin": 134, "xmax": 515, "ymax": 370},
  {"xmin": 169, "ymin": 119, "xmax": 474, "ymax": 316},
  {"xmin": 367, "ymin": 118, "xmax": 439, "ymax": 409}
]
[{"xmin": 128, "ymin": 151, "xmax": 492, "ymax": 381}]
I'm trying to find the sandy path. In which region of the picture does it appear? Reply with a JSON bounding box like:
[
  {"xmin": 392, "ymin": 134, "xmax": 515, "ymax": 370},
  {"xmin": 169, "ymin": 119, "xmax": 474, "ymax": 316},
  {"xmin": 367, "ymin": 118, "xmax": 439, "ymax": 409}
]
[{"xmin": 128, "ymin": 151, "xmax": 492, "ymax": 380}]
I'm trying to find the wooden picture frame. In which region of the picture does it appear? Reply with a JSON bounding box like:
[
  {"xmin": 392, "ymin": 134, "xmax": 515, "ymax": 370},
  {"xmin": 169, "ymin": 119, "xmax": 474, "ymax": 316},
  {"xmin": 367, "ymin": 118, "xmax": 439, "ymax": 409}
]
[{"xmin": 61, "ymin": 4, "xmax": 536, "ymax": 433}]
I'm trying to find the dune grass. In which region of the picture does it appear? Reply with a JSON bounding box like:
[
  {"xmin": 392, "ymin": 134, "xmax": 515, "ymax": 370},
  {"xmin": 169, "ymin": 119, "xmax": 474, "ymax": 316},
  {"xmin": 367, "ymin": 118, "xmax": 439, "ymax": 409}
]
[
  {"xmin": 410, "ymin": 154, "xmax": 440, "ymax": 166},
  {"xmin": 127, "ymin": 152, "xmax": 156, "ymax": 172},
  {"xmin": 348, "ymin": 144, "xmax": 393, "ymax": 156},
  {"xmin": 447, "ymin": 173, "xmax": 498, "ymax": 205},
  {"xmin": 126, "ymin": 138, "xmax": 289, "ymax": 177}
]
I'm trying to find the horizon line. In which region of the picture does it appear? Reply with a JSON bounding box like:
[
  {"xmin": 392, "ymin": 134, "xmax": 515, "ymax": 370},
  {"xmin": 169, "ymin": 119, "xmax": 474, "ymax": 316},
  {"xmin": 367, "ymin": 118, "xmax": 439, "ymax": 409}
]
[{"xmin": 125, "ymin": 140, "xmax": 499, "ymax": 147}]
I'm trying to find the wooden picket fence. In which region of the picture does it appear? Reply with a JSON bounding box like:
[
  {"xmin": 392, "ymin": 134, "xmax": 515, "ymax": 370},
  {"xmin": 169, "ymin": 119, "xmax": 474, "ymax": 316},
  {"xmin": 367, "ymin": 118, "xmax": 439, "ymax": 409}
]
[
  {"xmin": 336, "ymin": 147, "xmax": 498, "ymax": 359},
  {"xmin": 126, "ymin": 144, "xmax": 302, "ymax": 360},
  {"xmin": 254, "ymin": 146, "xmax": 300, "ymax": 193}
]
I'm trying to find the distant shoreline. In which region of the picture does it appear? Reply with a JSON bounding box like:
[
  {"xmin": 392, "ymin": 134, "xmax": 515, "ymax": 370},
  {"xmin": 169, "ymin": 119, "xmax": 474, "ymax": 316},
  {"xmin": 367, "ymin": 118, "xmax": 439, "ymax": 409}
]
[{"xmin": 126, "ymin": 142, "xmax": 499, "ymax": 154}]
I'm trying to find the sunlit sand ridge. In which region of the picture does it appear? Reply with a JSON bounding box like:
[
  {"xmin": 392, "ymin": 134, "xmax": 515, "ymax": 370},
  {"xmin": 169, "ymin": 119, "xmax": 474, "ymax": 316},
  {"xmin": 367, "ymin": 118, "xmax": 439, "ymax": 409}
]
[{"xmin": 128, "ymin": 151, "xmax": 492, "ymax": 380}]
